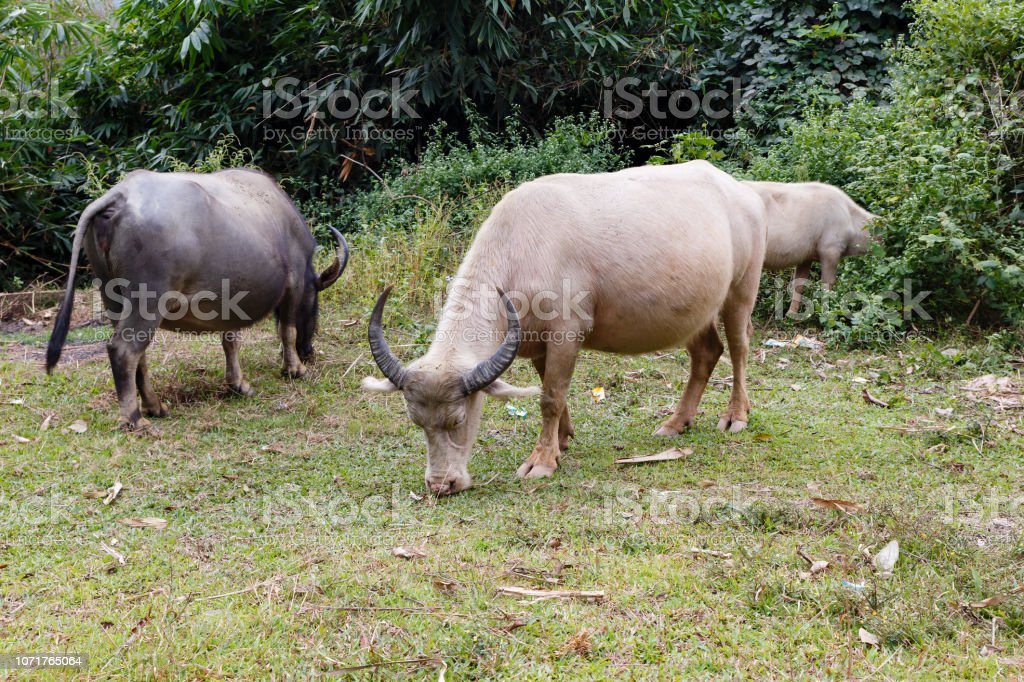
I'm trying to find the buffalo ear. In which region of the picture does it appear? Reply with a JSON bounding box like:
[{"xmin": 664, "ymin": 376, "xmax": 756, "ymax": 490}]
[
  {"xmin": 361, "ymin": 376, "xmax": 401, "ymax": 393},
  {"xmin": 482, "ymin": 379, "xmax": 541, "ymax": 401}
]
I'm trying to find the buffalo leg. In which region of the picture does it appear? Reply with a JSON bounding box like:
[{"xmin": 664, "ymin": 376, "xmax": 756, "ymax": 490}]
[
  {"xmin": 531, "ymin": 356, "xmax": 574, "ymax": 451},
  {"xmin": 136, "ymin": 353, "xmax": 167, "ymax": 418},
  {"xmin": 786, "ymin": 261, "xmax": 813, "ymax": 317},
  {"xmin": 277, "ymin": 295, "xmax": 307, "ymax": 379},
  {"xmin": 517, "ymin": 340, "xmax": 578, "ymax": 478},
  {"xmin": 819, "ymin": 249, "xmax": 841, "ymax": 291},
  {"xmin": 654, "ymin": 323, "xmax": 723, "ymax": 436},
  {"xmin": 107, "ymin": 316, "xmax": 159, "ymax": 430},
  {"xmin": 718, "ymin": 296, "xmax": 756, "ymax": 434},
  {"xmin": 222, "ymin": 331, "xmax": 254, "ymax": 396}
]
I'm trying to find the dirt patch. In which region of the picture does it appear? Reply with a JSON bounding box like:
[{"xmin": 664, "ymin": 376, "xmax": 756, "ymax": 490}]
[
  {"xmin": 2, "ymin": 340, "xmax": 108, "ymax": 365},
  {"xmin": 0, "ymin": 289, "xmax": 62, "ymax": 324},
  {"xmin": 0, "ymin": 286, "xmax": 104, "ymax": 333},
  {"xmin": 1, "ymin": 286, "xmax": 108, "ymax": 364}
]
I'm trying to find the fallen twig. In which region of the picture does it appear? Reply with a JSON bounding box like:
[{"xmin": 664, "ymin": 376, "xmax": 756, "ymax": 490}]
[
  {"xmin": 615, "ymin": 447, "xmax": 691, "ymax": 465},
  {"xmin": 496, "ymin": 586, "xmax": 605, "ymax": 602},
  {"xmin": 862, "ymin": 389, "xmax": 890, "ymax": 408},
  {"xmin": 181, "ymin": 577, "xmax": 279, "ymax": 604}
]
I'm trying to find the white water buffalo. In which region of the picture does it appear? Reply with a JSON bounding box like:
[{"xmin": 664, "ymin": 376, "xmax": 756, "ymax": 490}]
[
  {"xmin": 362, "ymin": 161, "xmax": 767, "ymax": 495},
  {"xmin": 46, "ymin": 168, "xmax": 348, "ymax": 429},
  {"xmin": 743, "ymin": 181, "xmax": 877, "ymax": 316}
]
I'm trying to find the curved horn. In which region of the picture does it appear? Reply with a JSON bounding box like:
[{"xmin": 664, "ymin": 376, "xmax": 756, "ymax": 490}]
[
  {"xmin": 316, "ymin": 226, "xmax": 349, "ymax": 291},
  {"xmin": 460, "ymin": 288, "xmax": 522, "ymax": 395},
  {"xmin": 368, "ymin": 285, "xmax": 409, "ymax": 389}
]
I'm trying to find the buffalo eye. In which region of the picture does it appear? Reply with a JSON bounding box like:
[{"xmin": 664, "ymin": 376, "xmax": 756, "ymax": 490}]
[{"xmin": 444, "ymin": 410, "xmax": 466, "ymax": 430}]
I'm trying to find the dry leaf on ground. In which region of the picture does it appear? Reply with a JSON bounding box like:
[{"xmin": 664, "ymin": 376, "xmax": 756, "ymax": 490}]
[
  {"xmin": 68, "ymin": 420, "xmax": 88, "ymax": 433},
  {"xmin": 120, "ymin": 517, "xmax": 168, "ymax": 529},
  {"xmin": 810, "ymin": 497, "xmax": 864, "ymax": 514},
  {"xmin": 859, "ymin": 628, "xmax": 880, "ymax": 646},
  {"xmin": 392, "ymin": 546, "xmax": 426, "ymax": 560},
  {"xmin": 964, "ymin": 375, "xmax": 1023, "ymax": 409},
  {"xmin": 563, "ymin": 628, "xmax": 592, "ymax": 656},
  {"xmin": 966, "ymin": 585, "xmax": 1024, "ymax": 609},
  {"xmin": 615, "ymin": 447, "xmax": 691, "ymax": 465}
]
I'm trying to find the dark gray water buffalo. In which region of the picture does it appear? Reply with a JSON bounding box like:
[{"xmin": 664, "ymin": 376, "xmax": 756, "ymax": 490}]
[{"xmin": 46, "ymin": 168, "xmax": 348, "ymax": 429}]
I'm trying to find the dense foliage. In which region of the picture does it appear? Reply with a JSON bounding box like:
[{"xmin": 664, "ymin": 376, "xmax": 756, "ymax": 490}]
[
  {"xmin": 1, "ymin": 0, "xmax": 1020, "ymax": 344},
  {"xmin": 323, "ymin": 112, "xmax": 627, "ymax": 237},
  {"xmin": 0, "ymin": 1, "xmax": 94, "ymax": 288},
  {"xmin": 699, "ymin": 0, "xmax": 907, "ymax": 146},
  {"xmin": 749, "ymin": 0, "xmax": 1024, "ymax": 339},
  {"xmin": 64, "ymin": 0, "xmax": 724, "ymax": 180}
]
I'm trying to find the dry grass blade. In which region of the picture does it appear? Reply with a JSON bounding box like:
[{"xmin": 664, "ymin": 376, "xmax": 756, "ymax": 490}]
[
  {"xmin": 615, "ymin": 447, "xmax": 692, "ymax": 465},
  {"xmin": 327, "ymin": 656, "xmax": 442, "ymax": 674},
  {"xmin": 496, "ymin": 586, "xmax": 605, "ymax": 602}
]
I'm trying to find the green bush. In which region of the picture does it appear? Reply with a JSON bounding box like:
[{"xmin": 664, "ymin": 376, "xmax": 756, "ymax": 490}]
[
  {"xmin": 699, "ymin": 0, "xmax": 907, "ymax": 146},
  {"xmin": 0, "ymin": 1, "xmax": 96, "ymax": 290},
  {"xmin": 748, "ymin": 0, "xmax": 1024, "ymax": 343},
  {"xmin": 327, "ymin": 111, "xmax": 629, "ymax": 236}
]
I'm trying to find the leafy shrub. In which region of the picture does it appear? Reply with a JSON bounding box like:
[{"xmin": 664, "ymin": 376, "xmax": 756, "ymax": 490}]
[
  {"xmin": 332, "ymin": 111, "xmax": 629, "ymax": 236},
  {"xmin": 646, "ymin": 128, "xmax": 725, "ymax": 164},
  {"xmin": 700, "ymin": 0, "xmax": 907, "ymax": 146},
  {"xmin": 748, "ymin": 0, "xmax": 1024, "ymax": 342},
  {"xmin": 62, "ymin": 0, "xmax": 723, "ymax": 184},
  {"xmin": 0, "ymin": 1, "xmax": 96, "ymax": 290}
]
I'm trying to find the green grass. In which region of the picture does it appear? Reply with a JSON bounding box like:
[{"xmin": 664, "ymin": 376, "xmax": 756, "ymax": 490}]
[{"xmin": 2, "ymin": 283, "xmax": 1023, "ymax": 679}]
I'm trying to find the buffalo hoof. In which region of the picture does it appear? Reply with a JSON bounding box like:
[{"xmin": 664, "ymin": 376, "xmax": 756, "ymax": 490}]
[
  {"xmin": 653, "ymin": 423, "xmax": 683, "ymax": 437},
  {"xmin": 283, "ymin": 365, "xmax": 307, "ymax": 380},
  {"xmin": 516, "ymin": 460, "xmax": 557, "ymax": 478},
  {"xmin": 118, "ymin": 415, "xmax": 151, "ymax": 431},
  {"xmin": 717, "ymin": 416, "xmax": 748, "ymax": 433},
  {"xmin": 144, "ymin": 404, "xmax": 168, "ymax": 418},
  {"xmin": 229, "ymin": 382, "xmax": 255, "ymax": 397}
]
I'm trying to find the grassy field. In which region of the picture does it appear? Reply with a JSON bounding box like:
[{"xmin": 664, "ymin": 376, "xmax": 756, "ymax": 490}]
[{"xmin": 2, "ymin": 281, "xmax": 1023, "ymax": 680}]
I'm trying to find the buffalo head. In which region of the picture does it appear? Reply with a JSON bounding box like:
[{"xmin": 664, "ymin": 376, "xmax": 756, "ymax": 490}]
[{"xmin": 360, "ymin": 286, "xmax": 539, "ymax": 495}]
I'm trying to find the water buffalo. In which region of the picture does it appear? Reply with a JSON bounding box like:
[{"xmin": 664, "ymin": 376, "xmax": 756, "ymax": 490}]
[
  {"xmin": 46, "ymin": 168, "xmax": 348, "ymax": 429},
  {"xmin": 362, "ymin": 161, "xmax": 767, "ymax": 495},
  {"xmin": 743, "ymin": 181, "xmax": 877, "ymax": 316}
]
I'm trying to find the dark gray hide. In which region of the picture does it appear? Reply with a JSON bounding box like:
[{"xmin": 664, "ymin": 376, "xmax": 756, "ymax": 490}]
[{"xmin": 46, "ymin": 168, "xmax": 348, "ymax": 428}]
